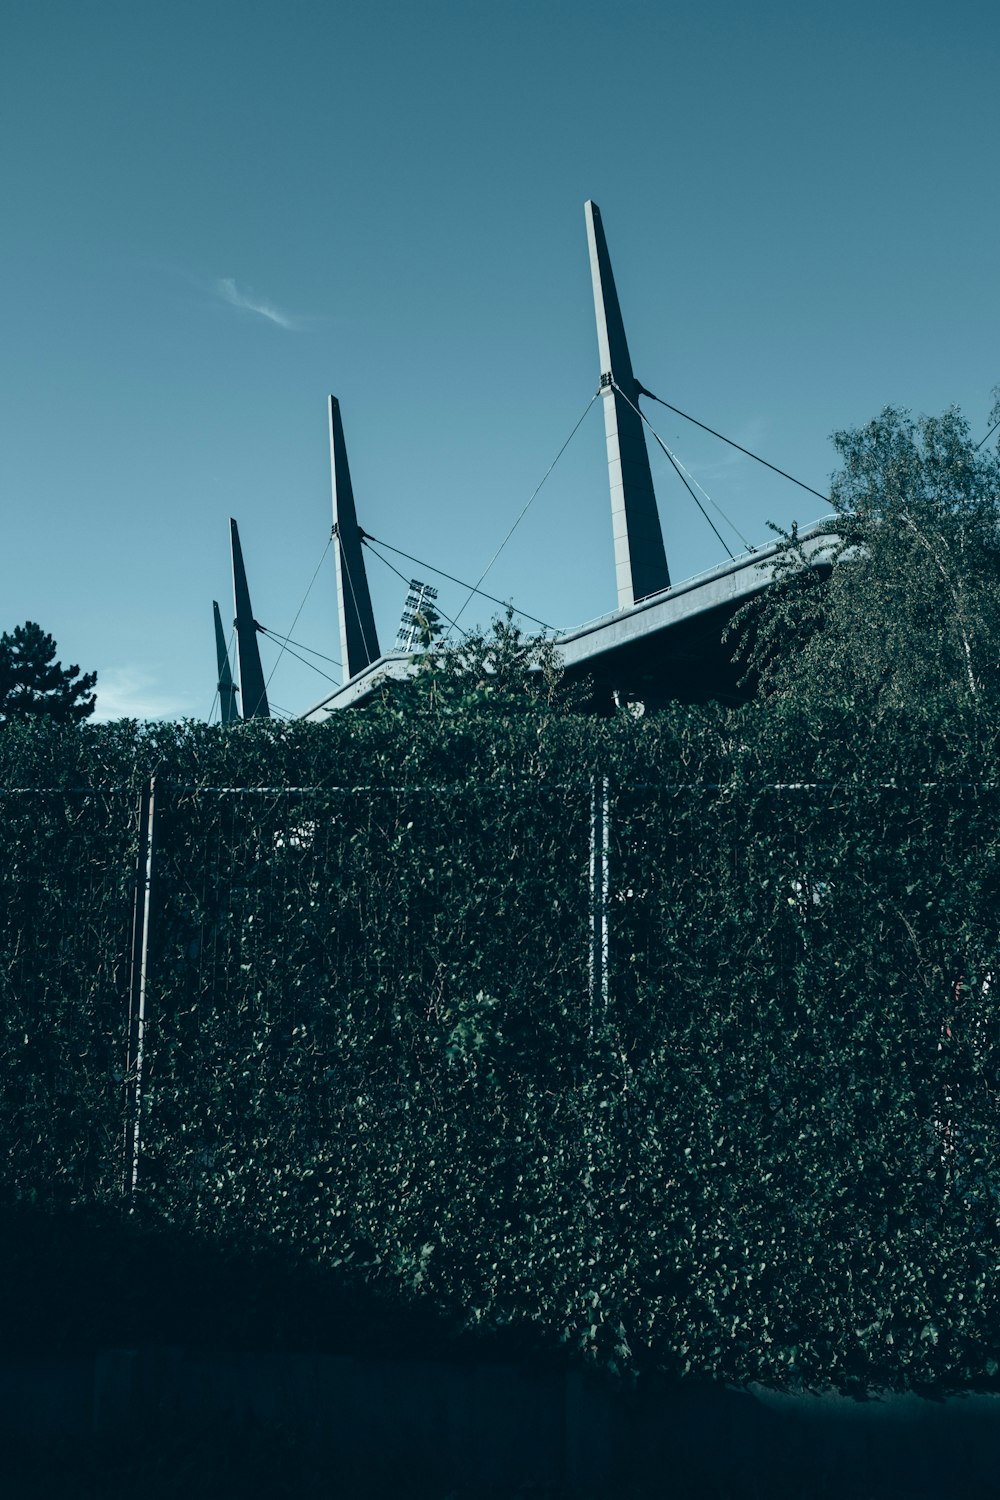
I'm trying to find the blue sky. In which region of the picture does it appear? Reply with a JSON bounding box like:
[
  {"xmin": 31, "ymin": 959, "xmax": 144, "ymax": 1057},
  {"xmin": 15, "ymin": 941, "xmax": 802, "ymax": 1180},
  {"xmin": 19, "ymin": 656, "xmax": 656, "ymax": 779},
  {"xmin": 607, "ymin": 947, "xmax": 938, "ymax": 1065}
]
[{"xmin": 2, "ymin": 0, "xmax": 998, "ymax": 720}]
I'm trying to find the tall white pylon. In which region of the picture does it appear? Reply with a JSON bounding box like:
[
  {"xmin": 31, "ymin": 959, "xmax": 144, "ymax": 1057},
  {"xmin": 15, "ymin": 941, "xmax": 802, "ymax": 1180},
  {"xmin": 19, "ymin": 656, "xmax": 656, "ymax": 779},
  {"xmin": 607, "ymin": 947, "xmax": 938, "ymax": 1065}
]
[
  {"xmin": 230, "ymin": 518, "xmax": 270, "ymax": 719},
  {"xmin": 585, "ymin": 201, "xmax": 670, "ymax": 609},
  {"xmin": 329, "ymin": 395, "xmax": 381, "ymax": 679}
]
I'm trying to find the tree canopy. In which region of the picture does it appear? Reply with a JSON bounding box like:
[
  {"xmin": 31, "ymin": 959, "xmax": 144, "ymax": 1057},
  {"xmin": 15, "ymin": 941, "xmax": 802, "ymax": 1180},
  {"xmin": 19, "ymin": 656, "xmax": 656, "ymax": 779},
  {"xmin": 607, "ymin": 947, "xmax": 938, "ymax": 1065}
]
[
  {"xmin": 373, "ymin": 398, "xmax": 1000, "ymax": 733},
  {"xmin": 0, "ymin": 622, "xmax": 97, "ymax": 724},
  {"xmin": 732, "ymin": 396, "xmax": 1000, "ymax": 719}
]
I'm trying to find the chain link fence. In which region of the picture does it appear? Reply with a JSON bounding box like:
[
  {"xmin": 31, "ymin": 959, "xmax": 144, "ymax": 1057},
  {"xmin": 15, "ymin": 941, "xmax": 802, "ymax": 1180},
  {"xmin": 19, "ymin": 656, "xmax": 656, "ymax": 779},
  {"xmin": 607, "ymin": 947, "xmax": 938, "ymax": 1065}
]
[{"xmin": 3, "ymin": 771, "xmax": 1000, "ymax": 1384}]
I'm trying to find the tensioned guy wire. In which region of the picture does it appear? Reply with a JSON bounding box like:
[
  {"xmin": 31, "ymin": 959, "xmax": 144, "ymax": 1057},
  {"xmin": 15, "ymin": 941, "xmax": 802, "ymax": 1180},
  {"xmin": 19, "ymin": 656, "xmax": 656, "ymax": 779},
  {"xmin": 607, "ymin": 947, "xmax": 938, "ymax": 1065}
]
[
  {"xmin": 449, "ymin": 388, "xmax": 601, "ymax": 635},
  {"xmin": 259, "ymin": 630, "xmax": 341, "ymax": 687},
  {"xmin": 612, "ymin": 381, "xmax": 738, "ymax": 559},
  {"xmin": 361, "ymin": 538, "xmax": 469, "ymax": 639},
  {"xmin": 639, "ymin": 385, "xmax": 832, "ymax": 504},
  {"xmin": 259, "ymin": 628, "xmax": 342, "ymax": 670},
  {"xmin": 665, "ymin": 444, "xmax": 756, "ymax": 553},
  {"xmin": 360, "ymin": 532, "xmax": 555, "ymax": 632},
  {"xmin": 264, "ymin": 537, "xmax": 332, "ymax": 695}
]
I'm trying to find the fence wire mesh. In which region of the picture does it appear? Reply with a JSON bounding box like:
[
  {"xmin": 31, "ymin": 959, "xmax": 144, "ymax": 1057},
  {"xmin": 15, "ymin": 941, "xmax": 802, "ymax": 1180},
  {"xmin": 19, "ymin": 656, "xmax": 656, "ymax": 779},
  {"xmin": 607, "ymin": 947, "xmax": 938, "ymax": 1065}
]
[
  {"xmin": 0, "ymin": 788, "xmax": 140, "ymax": 1206},
  {"xmin": 4, "ymin": 774, "xmax": 1000, "ymax": 1385},
  {"xmin": 135, "ymin": 784, "xmax": 592, "ymax": 1262}
]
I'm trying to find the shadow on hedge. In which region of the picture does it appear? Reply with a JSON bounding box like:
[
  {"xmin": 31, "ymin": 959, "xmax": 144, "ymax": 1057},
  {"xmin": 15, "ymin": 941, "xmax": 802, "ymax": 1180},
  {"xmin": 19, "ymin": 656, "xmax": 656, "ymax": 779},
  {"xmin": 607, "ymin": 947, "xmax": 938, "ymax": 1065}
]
[{"xmin": 0, "ymin": 1197, "xmax": 544, "ymax": 1365}]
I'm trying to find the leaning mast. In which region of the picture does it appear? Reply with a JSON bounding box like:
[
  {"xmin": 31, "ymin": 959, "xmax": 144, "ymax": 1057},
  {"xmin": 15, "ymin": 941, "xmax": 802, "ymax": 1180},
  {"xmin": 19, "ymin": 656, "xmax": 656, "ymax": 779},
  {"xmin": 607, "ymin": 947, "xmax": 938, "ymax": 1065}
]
[
  {"xmin": 230, "ymin": 518, "xmax": 270, "ymax": 719},
  {"xmin": 212, "ymin": 599, "xmax": 239, "ymax": 724},
  {"xmin": 329, "ymin": 395, "xmax": 380, "ymax": 679},
  {"xmin": 585, "ymin": 200, "xmax": 670, "ymax": 608}
]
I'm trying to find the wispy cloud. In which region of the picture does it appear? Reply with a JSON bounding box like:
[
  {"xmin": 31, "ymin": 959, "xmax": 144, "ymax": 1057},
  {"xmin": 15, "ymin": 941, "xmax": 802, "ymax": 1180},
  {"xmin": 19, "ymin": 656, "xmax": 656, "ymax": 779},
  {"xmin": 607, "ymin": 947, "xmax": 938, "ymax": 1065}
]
[
  {"xmin": 214, "ymin": 276, "xmax": 299, "ymax": 330},
  {"xmin": 93, "ymin": 667, "xmax": 197, "ymax": 723},
  {"xmin": 656, "ymin": 415, "xmax": 773, "ymax": 483}
]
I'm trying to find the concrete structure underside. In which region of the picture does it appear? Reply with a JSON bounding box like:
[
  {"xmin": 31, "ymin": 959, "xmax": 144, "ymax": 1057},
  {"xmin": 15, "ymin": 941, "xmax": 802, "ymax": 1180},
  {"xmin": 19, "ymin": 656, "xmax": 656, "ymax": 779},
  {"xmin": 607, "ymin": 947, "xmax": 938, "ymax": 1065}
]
[{"xmin": 302, "ymin": 523, "xmax": 835, "ymax": 719}]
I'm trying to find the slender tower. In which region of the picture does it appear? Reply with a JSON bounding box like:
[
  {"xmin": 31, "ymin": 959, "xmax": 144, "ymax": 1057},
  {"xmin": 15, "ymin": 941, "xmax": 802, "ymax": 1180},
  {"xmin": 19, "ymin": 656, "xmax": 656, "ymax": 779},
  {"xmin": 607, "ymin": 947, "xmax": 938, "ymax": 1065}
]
[
  {"xmin": 212, "ymin": 600, "xmax": 239, "ymax": 724},
  {"xmin": 230, "ymin": 518, "xmax": 270, "ymax": 718},
  {"xmin": 329, "ymin": 395, "xmax": 380, "ymax": 678},
  {"xmin": 585, "ymin": 201, "xmax": 670, "ymax": 609}
]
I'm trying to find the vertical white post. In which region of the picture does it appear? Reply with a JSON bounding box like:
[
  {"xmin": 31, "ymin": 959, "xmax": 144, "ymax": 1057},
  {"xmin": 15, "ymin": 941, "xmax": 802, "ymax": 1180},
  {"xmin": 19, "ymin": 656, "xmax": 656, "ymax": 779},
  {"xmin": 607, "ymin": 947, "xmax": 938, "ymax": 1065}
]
[
  {"xmin": 589, "ymin": 777, "xmax": 610, "ymax": 1020},
  {"xmin": 125, "ymin": 776, "xmax": 157, "ymax": 1202}
]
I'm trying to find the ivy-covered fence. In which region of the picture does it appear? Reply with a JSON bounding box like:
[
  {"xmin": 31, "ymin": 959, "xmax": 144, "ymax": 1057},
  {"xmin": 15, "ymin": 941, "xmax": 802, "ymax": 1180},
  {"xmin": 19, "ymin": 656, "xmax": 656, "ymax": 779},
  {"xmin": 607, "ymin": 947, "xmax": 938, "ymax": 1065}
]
[
  {"xmin": 604, "ymin": 778, "xmax": 1000, "ymax": 1386},
  {"xmin": 3, "ymin": 716, "xmax": 1000, "ymax": 1390},
  {"xmin": 138, "ymin": 779, "xmax": 593, "ymax": 1317},
  {"xmin": 0, "ymin": 786, "xmax": 139, "ymax": 1205}
]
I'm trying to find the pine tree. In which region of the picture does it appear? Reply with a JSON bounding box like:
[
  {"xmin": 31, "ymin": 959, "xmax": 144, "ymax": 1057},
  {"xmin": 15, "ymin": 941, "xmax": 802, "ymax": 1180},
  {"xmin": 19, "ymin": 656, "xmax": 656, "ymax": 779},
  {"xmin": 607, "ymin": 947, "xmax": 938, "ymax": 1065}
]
[{"xmin": 0, "ymin": 622, "xmax": 97, "ymax": 723}]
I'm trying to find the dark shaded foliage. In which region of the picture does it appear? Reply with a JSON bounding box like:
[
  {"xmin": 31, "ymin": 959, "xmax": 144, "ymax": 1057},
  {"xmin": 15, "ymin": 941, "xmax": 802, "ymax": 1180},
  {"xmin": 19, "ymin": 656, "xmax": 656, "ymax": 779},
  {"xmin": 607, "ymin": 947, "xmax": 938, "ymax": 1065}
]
[
  {"xmin": 0, "ymin": 621, "xmax": 97, "ymax": 722},
  {"xmin": 729, "ymin": 401, "xmax": 1000, "ymax": 717},
  {"xmin": 2, "ymin": 709, "xmax": 1000, "ymax": 1393}
]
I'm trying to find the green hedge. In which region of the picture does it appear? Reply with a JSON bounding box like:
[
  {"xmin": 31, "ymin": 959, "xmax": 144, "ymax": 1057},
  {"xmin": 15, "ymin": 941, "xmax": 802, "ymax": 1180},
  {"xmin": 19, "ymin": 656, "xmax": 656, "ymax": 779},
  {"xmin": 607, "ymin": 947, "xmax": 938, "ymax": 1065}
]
[
  {"xmin": 0, "ymin": 785, "xmax": 137, "ymax": 1205},
  {"xmin": 2, "ymin": 708, "xmax": 1000, "ymax": 1388}
]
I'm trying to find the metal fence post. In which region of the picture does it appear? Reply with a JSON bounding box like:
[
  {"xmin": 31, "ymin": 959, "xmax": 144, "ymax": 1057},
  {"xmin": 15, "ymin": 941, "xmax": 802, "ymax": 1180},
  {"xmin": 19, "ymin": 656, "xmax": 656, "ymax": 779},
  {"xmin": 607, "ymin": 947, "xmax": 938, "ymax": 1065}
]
[
  {"xmin": 589, "ymin": 776, "xmax": 610, "ymax": 1022},
  {"xmin": 124, "ymin": 775, "xmax": 157, "ymax": 1201}
]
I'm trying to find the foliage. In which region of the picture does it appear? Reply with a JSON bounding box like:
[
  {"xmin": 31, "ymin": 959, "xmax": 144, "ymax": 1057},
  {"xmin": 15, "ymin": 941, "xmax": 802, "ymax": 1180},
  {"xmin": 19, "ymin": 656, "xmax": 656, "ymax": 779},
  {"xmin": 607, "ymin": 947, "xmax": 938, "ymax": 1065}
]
[
  {"xmin": 3, "ymin": 711, "xmax": 1000, "ymax": 1394},
  {"xmin": 0, "ymin": 782, "xmax": 133, "ymax": 1204},
  {"xmin": 374, "ymin": 608, "xmax": 592, "ymax": 718},
  {"xmin": 731, "ymin": 398, "xmax": 1000, "ymax": 716},
  {"xmin": 0, "ymin": 621, "xmax": 97, "ymax": 723}
]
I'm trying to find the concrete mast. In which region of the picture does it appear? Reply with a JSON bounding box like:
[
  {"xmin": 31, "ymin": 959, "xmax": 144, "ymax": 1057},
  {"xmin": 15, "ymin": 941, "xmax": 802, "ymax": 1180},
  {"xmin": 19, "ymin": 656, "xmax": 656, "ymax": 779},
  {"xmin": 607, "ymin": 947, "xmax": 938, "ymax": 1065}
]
[
  {"xmin": 230, "ymin": 518, "xmax": 270, "ymax": 719},
  {"xmin": 212, "ymin": 599, "xmax": 239, "ymax": 724},
  {"xmin": 585, "ymin": 201, "xmax": 670, "ymax": 609},
  {"xmin": 329, "ymin": 395, "xmax": 380, "ymax": 678}
]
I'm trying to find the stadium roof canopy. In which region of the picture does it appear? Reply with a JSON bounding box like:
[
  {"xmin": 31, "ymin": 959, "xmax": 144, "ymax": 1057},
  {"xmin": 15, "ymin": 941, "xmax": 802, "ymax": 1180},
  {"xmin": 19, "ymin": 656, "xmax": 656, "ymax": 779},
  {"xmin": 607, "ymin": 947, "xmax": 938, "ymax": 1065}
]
[{"xmin": 293, "ymin": 202, "xmax": 834, "ymax": 722}]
